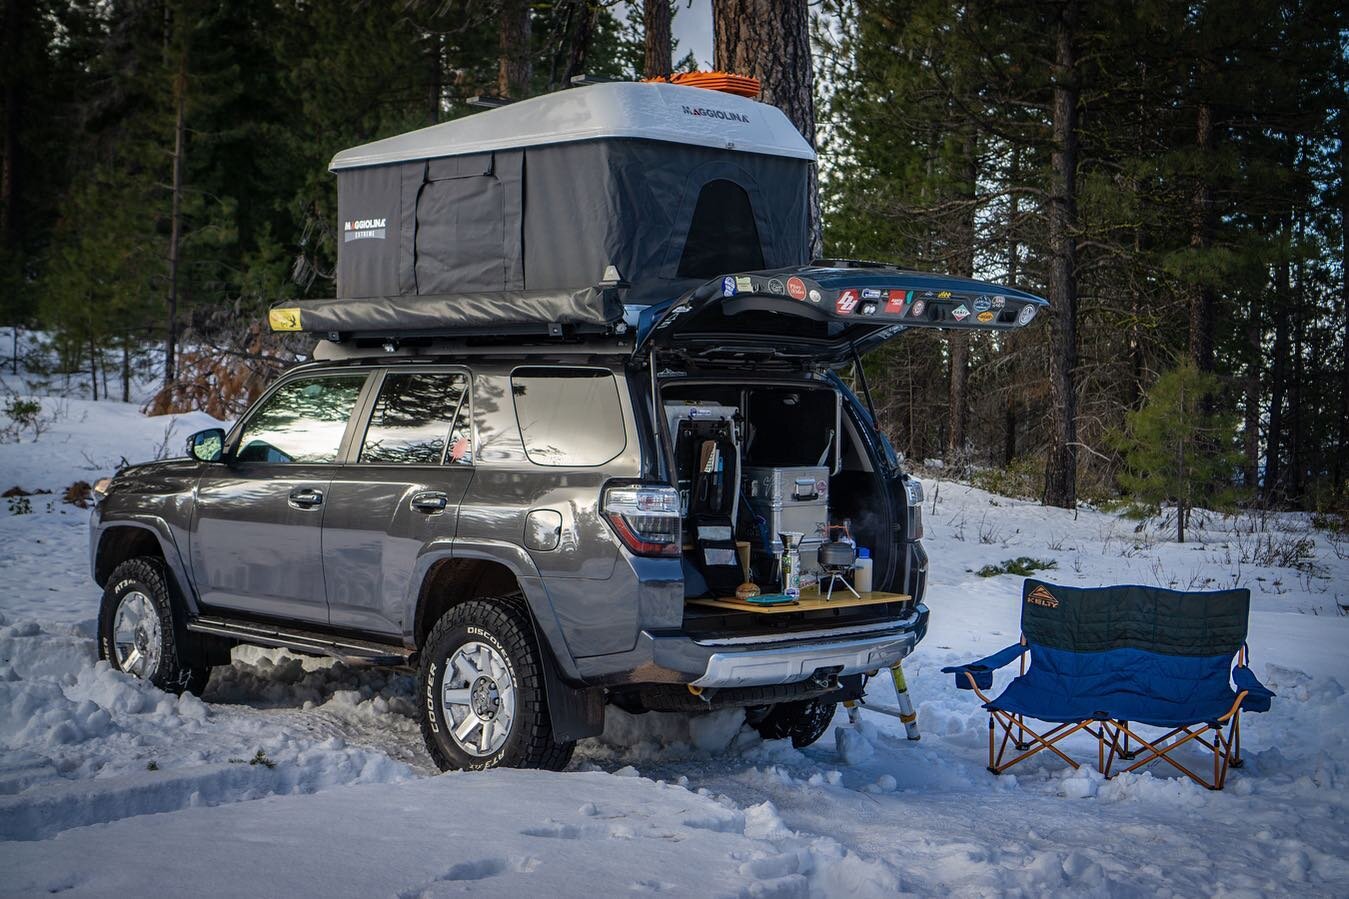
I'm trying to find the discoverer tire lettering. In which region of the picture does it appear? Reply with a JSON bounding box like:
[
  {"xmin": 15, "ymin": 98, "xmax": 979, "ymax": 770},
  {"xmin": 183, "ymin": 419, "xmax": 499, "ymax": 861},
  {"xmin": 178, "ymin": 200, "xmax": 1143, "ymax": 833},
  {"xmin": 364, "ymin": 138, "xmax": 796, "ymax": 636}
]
[{"xmin": 418, "ymin": 597, "xmax": 574, "ymax": 772}]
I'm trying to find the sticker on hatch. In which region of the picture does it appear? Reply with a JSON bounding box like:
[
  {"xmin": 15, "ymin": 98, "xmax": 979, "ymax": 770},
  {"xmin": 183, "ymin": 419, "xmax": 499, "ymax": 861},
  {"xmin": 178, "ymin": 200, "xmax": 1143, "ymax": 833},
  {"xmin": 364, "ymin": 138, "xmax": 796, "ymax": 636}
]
[{"xmin": 835, "ymin": 289, "xmax": 859, "ymax": 315}]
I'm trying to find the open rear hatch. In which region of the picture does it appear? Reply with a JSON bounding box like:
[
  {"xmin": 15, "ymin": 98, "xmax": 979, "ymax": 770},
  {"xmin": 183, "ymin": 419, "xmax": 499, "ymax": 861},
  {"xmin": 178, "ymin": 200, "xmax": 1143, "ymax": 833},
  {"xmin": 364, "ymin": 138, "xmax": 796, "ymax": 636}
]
[{"xmin": 634, "ymin": 263, "xmax": 1048, "ymax": 365}]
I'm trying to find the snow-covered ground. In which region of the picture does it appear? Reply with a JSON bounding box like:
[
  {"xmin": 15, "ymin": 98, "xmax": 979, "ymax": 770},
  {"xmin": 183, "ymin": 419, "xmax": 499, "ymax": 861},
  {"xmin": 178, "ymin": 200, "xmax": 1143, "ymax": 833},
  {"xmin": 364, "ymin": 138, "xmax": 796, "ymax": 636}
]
[{"xmin": 1, "ymin": 343, "xmax": 1347, "ymax": 896}]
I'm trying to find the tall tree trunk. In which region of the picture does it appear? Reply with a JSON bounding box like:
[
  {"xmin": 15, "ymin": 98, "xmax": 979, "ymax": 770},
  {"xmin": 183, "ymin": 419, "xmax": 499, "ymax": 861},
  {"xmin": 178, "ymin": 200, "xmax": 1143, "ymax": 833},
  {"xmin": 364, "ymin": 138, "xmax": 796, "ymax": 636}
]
[
  {"xmin": 427, "ymin": 32, "xmax": 442, "ymax": 124},
  {"xmin": 1266, "ymin": 247, "xmax": 1291, "ymax": 499},
  {"xmin": 1004, "ymin": 144, "xmax": 1020, "ymax": 465},
  {"xmin": 89, "ymin": 331, "xmax": 98, "ymax": 402},
  {"xmin": 712, "ymin": 0, "xmax": 821, "ymax": 257},
  {"xmin": 643, "ymin": 0, "xmax": 672, "ymax": 79},
  {"xmin": 946, "ymin": 130, "xmax": 977, "ymax": 464},
  {"xmin": 1, "ymin": 0, "xmax": 24, "ymax": 248},
  {"xmin": 1188, "ymin": 101, "xmax": 1217, "ymax": 371},
  {"xmin": 947, "ymin": 334, "xmax": 969, "ymax": 462},
  {"xmin": 497, "ymin": 0, "xmax": 532, "ymax": 98},
  {"xmin": 1337, "ymin": 108, "xmax": 1349, "ymax": 499},
  {"xmin": 1043, "ymin": 0, "xmax": 1080, "ymax": 510},
  {"xmin": 1243, "ymin": 295, "xmax": 1261, "ymax": 488},
  {"xmin": 562, "ymin": 1, "xmax": 598, "ymax": 85},
  {"xmin": 121, "ymin": 335, "xmax": 131, "ymax": 403},
  {"xmin": 164, "ymin": 44, "xmax": 187, "ymax": 386},
  {"xmin": 1289, "ymin": 223, "xmax": 1306, "ymax": 502}
]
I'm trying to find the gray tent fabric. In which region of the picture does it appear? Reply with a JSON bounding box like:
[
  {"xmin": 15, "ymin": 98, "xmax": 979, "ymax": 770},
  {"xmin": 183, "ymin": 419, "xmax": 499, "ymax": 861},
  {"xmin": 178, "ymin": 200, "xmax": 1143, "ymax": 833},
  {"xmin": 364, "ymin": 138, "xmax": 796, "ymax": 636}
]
[
  {"xmin": 517, "ymin": 141, "xmax": 808, "ymax": 303},
  {"xmin": 277, "ymin": 288, "xmax": 622, "ymax": 336},
  {"xmin": 335, "ymin": 138, "xmax": 809, "ymax": 304},
  {"xmin": 336, "ymin": 164, "xmax": 402, "ymax": 298},
  {"xmin": 320, "ymin": 82, "xmax": 813, "ymax": 337}
]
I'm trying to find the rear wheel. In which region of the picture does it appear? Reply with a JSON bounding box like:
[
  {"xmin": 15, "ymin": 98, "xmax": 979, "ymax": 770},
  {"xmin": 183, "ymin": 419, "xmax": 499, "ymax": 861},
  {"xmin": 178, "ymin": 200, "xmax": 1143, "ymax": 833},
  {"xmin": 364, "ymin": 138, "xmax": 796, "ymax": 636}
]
[
  {"xmin": 97, "ymin": 557, "xmax": 210, "ymax": 695},
  {"xmin": 750, "ymin": 697, "xmax": 837, "ymax": 748},
  {"xmin": 418, "ymin": 598, "xmax": 573, "ymax": 771}
]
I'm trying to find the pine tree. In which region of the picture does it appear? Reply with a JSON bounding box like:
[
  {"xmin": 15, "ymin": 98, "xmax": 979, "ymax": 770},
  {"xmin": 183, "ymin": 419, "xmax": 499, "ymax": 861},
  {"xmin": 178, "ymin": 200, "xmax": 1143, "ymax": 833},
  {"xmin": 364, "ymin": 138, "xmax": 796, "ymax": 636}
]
[{"xmin": 1115, "ymin": 362, "xmax": 1242, "ymax": 543}]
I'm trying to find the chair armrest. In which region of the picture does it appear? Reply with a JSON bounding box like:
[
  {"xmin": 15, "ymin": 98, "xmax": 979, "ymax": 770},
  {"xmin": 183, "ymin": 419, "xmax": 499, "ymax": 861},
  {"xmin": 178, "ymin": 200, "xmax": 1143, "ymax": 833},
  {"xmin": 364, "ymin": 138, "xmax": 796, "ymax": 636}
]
[
  {"xmin": 941, "ymin": 644, "xmax": 1027, "ymax": 691},
  {"xmin": 1233, "ymin": 665, "xmax": 1275, "ymax": 713}
]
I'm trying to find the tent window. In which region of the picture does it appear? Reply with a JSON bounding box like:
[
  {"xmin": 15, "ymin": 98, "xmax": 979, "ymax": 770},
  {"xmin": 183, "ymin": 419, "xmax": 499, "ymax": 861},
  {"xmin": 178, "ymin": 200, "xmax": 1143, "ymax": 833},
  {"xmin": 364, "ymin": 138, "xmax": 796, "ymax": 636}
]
[{"xmin": 677, "ymin": 179, "xmax": 765, "ymax": 278}]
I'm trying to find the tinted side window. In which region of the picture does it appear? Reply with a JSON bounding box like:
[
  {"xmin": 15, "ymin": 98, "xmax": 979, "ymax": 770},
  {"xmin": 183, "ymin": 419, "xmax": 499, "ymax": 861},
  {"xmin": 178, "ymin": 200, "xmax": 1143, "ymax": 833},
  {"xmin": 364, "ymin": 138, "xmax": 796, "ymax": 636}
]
[
  {"xmin": 236, "ymin": 375, "xmax": 366, "ymax": 464},
  {"xmin": 676, "ymin": 179, "xmax": 765, "ymax": 278},
  {"xmin": 511, "ymin": 368, "xmax": 625, "ymax": 467},
  {"xmin": 359, "ymin": 372, "xmax": 469, "ymax": 465}
]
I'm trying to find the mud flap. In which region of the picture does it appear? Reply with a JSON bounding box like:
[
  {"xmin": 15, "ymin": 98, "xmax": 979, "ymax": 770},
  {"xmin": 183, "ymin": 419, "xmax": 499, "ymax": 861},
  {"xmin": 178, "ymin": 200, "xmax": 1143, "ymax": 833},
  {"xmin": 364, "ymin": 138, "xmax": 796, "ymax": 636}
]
[{"xmin": 538, "ymin": 639, "xmax": 605, "ymax": 742}]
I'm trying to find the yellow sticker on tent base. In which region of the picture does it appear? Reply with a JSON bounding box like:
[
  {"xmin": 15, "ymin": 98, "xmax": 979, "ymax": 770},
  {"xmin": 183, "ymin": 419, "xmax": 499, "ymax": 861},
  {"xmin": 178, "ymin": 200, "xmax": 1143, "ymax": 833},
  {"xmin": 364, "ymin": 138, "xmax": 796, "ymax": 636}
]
[{"xmin": 269, "ymin": 308, "xmax": 302, "ymax": 331}]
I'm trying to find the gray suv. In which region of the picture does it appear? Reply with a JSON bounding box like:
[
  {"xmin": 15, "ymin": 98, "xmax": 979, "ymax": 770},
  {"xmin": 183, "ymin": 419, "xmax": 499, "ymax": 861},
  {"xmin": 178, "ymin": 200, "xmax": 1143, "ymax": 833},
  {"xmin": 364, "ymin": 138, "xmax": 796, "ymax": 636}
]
[{"xmin": 90, "ymin": 276, "xmax": 969, "ymax": 770}]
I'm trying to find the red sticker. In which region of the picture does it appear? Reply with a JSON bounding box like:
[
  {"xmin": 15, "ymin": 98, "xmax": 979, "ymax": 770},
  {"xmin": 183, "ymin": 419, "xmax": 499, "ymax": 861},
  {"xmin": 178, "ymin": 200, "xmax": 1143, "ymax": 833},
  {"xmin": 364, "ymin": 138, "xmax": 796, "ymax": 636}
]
[
  {"xmin": 884, "ymin": 289, "xmax": 909, "ymax": 315},
  {"xmin": 786, "ymin": 277, "xmax": 808, "ymax": 300},
  {"xmin": 836, "ymin": 289, "xmax": 859, "ymax": 315}
]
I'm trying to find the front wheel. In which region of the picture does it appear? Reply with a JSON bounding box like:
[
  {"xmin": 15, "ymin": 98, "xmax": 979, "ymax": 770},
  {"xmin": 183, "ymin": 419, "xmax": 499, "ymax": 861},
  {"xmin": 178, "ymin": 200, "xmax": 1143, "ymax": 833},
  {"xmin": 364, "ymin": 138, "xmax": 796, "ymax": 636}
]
[
  {"xmin": 97, "ymin": 557, "xmax": 210, "ymax": 695},
  {"xmin": 418, "ymin": 598, "xmax": 573, "ymax": 772}
]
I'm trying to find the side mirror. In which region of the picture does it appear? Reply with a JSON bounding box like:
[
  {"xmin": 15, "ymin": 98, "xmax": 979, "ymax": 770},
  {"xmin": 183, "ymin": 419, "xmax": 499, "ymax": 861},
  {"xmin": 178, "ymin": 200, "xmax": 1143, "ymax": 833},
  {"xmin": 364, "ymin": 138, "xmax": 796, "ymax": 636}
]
[{"xmin": 186, "ymin": 428, "xmax": 226, "ymax": 462}]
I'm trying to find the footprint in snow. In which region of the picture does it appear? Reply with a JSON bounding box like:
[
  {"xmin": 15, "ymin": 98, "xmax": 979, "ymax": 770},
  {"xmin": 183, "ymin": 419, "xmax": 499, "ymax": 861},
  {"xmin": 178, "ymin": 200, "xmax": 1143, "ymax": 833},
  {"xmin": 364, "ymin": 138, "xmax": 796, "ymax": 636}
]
[
  {"xmin": 396, "ymin": 856, "xmax": 540, "ymax": 897},
  {"xmin": 520, "ymin": 821, "xmax": 582, "ymax": 839}
]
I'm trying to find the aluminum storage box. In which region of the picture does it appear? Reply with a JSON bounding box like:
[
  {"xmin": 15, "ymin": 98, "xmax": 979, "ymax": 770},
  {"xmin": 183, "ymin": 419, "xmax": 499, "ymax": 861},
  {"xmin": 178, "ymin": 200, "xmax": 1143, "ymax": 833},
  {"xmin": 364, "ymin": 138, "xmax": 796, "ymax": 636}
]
[{"xmin": 743, "ymin": 466, "xmax": 830, "ymax": 544}]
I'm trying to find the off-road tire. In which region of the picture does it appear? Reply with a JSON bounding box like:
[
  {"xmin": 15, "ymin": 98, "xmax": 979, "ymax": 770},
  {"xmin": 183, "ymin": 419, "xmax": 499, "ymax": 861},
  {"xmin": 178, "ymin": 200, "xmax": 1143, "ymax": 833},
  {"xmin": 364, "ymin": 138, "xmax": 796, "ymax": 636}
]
[
  {"xmin": 97, "ymin": 557, "xmax": 210, "ymax": 695},
  {"xmin": 751, "ymin": 697, "xmax": 837, "ymax": 748},
  {"xmin": 418, "ymin": 597, "xmax": 574, "ymax": 772}
]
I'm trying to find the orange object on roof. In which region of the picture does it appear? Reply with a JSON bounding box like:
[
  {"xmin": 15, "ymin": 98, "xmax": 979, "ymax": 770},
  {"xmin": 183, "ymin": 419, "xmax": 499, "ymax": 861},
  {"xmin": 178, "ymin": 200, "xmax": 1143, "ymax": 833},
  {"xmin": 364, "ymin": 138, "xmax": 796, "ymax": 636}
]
[{"xmin": 643, "ymin": 71, "xmax": 761, "ymax": 99}]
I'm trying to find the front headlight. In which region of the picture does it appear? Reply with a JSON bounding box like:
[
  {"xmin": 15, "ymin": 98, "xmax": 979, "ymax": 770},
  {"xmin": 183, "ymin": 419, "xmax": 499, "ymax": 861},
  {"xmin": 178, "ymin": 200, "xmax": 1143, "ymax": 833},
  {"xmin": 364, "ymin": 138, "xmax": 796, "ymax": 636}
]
[{"xmin": 92, "ymin": 477, "xmax": 113, "ymax": 503}]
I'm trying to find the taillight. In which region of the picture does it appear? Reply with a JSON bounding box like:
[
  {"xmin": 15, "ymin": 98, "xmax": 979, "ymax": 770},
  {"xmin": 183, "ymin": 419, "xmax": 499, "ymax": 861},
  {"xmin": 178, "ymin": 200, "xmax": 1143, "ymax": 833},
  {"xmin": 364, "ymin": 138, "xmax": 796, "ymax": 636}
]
[
  {"xmin": 904, "ymin": 478, "xmax": 925, "ymax": 540},
  {"xmin": 603, "ymin": 483, "xmax": 681, "ymax": 557}
]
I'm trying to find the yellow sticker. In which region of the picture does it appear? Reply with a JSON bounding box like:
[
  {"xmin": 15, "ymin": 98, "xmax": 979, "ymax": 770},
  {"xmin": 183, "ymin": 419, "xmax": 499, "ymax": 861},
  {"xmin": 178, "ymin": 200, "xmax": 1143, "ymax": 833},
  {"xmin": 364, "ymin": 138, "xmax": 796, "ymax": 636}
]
[
  {"xmin": 268, "ymin": 307, "xmax": 302, "ymax": 331},
  {"xmin": 937, "ymin": 290, "xmax": 952, "ymax": 299},
  {"xmin": 977, "ymin": 310, "xmax": 995, "ymax": 323}
]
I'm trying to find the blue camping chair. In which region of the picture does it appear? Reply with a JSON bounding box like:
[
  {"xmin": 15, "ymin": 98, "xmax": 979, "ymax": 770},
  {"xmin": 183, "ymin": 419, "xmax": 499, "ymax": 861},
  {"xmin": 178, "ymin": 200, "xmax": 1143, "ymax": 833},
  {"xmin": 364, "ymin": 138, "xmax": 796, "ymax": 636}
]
[{"xmin": 942, "ymin": 580, "xmax": 1274, "ymax": 790}]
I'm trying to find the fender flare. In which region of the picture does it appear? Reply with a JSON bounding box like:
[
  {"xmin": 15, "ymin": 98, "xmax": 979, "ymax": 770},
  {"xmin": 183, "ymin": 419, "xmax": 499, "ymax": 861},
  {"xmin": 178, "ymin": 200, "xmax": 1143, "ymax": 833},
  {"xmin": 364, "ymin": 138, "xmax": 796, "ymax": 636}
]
[
  {"xmin": 93, "ymin": 516, "xmax": 199, "ymax": 614},
  {"xmin": 405, "ymin": 539, "xmax": 604, "ymax": 742}
]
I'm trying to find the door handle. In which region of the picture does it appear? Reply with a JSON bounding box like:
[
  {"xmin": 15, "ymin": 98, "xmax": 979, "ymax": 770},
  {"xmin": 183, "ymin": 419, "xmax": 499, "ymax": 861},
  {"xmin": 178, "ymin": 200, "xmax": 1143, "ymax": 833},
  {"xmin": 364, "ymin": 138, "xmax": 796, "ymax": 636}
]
[
  {"xmin": 410, "ymin": 491, "xmax": 448, "ymax": 514},
  {"xmin": 288, "ymin": 487, "xmax": 323, "ymax": 509}
]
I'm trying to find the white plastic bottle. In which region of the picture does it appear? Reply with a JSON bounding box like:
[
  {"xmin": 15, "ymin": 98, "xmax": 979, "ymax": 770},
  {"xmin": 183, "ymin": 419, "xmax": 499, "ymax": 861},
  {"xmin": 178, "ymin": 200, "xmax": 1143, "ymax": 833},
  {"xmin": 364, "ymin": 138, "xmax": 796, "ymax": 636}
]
[{"xmin": 854, "ymin": 548, "xmax": 874, "ymax": 594}]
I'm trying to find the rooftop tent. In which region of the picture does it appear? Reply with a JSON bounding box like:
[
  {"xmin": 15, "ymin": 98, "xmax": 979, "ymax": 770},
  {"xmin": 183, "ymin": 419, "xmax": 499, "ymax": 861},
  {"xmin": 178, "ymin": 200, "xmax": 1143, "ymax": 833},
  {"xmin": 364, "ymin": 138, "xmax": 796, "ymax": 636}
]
[{"xmin": 299, "ymin": 81, "xmax": 815, "ymax": 337}]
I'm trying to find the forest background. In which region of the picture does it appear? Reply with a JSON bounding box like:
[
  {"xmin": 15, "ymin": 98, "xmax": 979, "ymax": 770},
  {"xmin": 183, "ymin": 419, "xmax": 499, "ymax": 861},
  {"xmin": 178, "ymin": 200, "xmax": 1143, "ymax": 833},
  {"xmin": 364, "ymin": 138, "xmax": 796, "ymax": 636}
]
[{"xmin": 1, "ymin": 0, "xmax": 1345, "ymax": 521}]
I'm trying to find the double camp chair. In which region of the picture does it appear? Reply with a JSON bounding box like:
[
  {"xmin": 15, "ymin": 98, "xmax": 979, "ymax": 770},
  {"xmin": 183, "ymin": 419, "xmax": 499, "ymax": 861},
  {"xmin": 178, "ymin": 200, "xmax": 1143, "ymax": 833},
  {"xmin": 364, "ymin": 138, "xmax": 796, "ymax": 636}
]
[{"xmin": 943, "ymin": 580, "xmax": 1274, "ymax": 790}]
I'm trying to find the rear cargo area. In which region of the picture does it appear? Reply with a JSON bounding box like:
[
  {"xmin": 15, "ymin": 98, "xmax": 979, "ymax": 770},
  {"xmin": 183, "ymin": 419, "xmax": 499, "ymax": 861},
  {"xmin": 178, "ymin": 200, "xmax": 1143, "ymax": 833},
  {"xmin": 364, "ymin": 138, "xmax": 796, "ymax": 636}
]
[{"xmin": 662, "ymin": 379, "xmax": 912, "ymax": 637}]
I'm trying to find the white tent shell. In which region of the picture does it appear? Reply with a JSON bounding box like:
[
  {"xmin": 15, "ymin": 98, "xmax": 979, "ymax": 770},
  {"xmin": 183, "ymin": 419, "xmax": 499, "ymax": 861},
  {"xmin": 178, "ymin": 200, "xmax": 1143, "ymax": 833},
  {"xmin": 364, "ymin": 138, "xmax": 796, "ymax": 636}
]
[{"xmin": 329, "ymin": 82, "xmax": 817, "ymax": 170}]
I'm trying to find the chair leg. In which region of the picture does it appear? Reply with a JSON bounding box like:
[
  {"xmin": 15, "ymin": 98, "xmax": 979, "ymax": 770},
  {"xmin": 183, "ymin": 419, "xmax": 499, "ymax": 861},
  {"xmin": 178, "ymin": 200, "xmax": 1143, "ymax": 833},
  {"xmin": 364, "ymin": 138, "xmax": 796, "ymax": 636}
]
[
  {"xmin": 1213, "ymin": 724, "xmax": 1221, "ymax": 788},
  {"xmin": 1014, "ymin": 714, "xmax": 1031, "ymax": 751},
  {"xmin": 1118, "ymin": 720, "xmax": 1136, "ymax": 760},
  {"xmin": 1229, "ymin": 712, "xmax": 1243, "ymax": 768},
  {"xmin": 1113, "ymin": 720, "xmax": 1234, "ymax": 790},
  {"xmin": 988, "ymin": 715, "xmax": 995, "ymax": 773},
  {"xmin": 988, "ymin": 714, "xmax": 1088, "ymax": 774}
]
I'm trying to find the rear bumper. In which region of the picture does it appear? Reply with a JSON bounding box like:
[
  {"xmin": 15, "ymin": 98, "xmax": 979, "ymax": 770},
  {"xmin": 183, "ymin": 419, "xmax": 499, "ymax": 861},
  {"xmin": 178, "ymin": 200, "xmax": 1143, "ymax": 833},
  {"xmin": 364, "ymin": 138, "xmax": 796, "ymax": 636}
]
[
  {"xmin": 689, "ymin": 624, "xmax": 920, "ymax": 688},
  {"xmin": 574, "ymin": 603, "xmax": 929, "ymax": 688}
]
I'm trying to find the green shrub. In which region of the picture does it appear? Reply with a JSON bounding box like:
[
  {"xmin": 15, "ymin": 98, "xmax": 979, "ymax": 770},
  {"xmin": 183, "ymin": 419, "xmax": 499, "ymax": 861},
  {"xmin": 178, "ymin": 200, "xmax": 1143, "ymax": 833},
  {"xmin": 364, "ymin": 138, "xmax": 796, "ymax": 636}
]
[
  {"xmin": 976, "ymin": 556, "xmax": 1058, "ymax": 578},
  {"xmin": 969, "ymin": 456, "xmax": 1043, "ymax": 501}
]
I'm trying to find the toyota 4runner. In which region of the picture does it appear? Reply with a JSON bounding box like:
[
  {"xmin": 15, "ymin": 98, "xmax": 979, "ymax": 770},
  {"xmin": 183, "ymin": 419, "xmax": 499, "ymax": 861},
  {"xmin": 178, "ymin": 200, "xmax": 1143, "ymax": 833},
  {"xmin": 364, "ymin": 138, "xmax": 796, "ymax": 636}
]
[{"xmin": 89, "ymin": 81, "xmax": 1044, "ymax": 771}]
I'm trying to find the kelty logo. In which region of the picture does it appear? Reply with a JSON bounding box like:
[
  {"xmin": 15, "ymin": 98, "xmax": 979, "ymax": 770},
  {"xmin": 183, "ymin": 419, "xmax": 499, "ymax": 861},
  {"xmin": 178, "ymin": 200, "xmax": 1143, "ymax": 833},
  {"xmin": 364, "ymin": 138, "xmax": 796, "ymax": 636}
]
[{"xmin": 1027, "ymin": 585, "xmax": 1059, "ymax": 608}]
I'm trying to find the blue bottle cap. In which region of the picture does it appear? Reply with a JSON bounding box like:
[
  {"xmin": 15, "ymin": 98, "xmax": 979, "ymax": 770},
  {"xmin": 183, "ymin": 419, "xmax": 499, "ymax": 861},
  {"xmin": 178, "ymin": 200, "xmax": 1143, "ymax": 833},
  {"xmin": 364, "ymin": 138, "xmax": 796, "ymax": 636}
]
[{"xmin": 858, "ymin": 547, "xmax": 870, "ymax": 559}]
